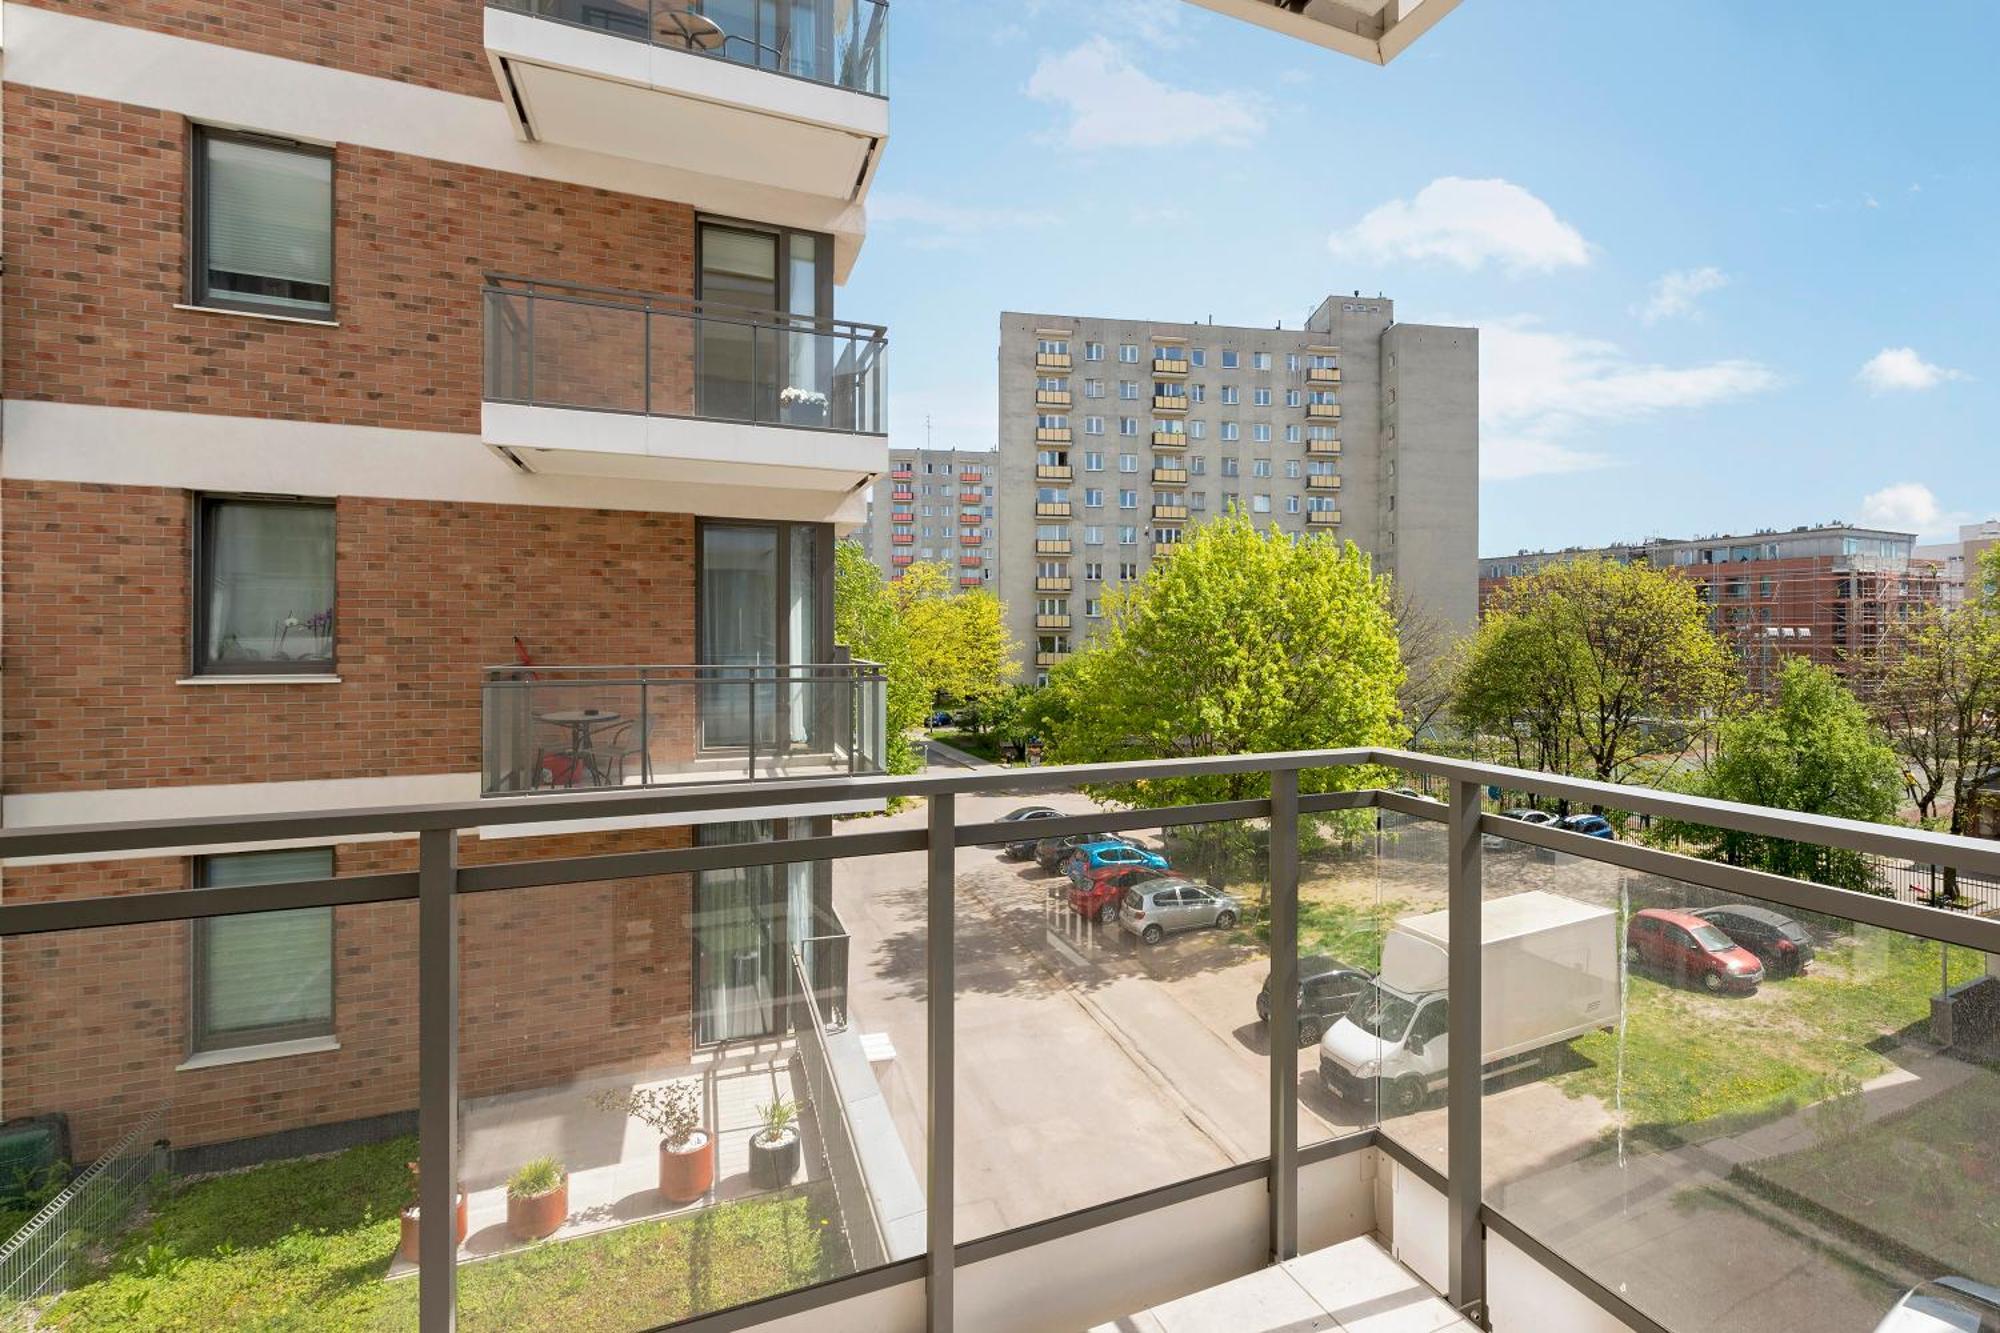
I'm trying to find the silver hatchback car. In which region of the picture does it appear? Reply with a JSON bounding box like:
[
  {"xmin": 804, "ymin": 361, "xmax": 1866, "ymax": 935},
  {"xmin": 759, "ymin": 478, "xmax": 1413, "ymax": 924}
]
[{"xmin": 1118, "ymin": 878, "xmax": 1242, "ymax": 945}]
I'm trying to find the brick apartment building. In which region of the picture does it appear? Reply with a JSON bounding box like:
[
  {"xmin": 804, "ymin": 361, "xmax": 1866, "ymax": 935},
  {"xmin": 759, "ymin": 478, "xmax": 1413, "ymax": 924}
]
[
  {"xmin": 854, "ymin": 446, "xmax": 1001, "ymax": 588},
  {"xmin": 1479, "ymin": 524, "xmax": 1943, "ymax": 690},
  {"xmin": 1, "ymin": 0, "xmax": 889, "ymax": 1157}
]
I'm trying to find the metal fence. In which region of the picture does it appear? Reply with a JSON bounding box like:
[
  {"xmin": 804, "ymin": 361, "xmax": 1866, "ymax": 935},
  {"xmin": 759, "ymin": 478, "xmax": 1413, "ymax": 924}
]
[{"xmin": 0, "ymin": 1107, "xmax": 167, "ymax": 1307}]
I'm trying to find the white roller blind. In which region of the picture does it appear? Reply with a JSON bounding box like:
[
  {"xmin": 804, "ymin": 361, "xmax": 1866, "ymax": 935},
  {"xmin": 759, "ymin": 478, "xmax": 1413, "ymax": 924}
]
[
  {"xmin": 204, "ymin": 136, "xmax": 332, "ymax": 310},
  {"xmin": 198, "ymin": 849, "xmax": 334, "ymax": 1045}
]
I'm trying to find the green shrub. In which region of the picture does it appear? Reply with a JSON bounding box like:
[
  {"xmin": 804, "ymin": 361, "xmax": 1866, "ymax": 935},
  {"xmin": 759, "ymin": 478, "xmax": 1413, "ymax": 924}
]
[{"xmin": 506, "ymin": 1157, "xmax": 566, "ymax": 1200}]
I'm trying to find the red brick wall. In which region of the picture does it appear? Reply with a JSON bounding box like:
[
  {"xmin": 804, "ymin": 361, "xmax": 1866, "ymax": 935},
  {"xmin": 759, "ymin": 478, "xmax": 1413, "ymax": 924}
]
[
  {"xmin": 15, "ymin": 0, "xmax": 497, "ymax": 99},
  {"xmin": 1, "ymin": 482, "xmax": 698, "ymax": 792},
  {"xmin": 2, "ymin": 827, "xmax": 700, "ymax": 1159},
  {"xmin": 2, "ymin": 86, "xmax": 697, "ymax": 432}
]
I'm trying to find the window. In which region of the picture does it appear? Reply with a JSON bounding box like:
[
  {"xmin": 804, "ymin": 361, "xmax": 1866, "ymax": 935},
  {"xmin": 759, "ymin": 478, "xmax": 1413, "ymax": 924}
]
[
  {"xmin": 1036, "ymin": 487, "xmax": 1067, "ymax": 504},
  {"xmin": 1220, "ymin": 386, "xmax": 1240, "ymax": 405},
  {"xmin": 1221, "ymin": 457, "xmax": 1240, "ymax": 477},
  {"xmin": 1188, "ymin": 456, "xmax": 1207, "ymax": 475},
  {"xmin": 1190, "ymin": 348, "xmax": 1206, "ymax": 367},
  {"xmin": 1189, "ymin": 421, "xmax": 1206, "ymax": 440},
  {"xmin": 1254, "ymin": 352, "xmax": 1273, "ymax": 370},
  {"xmin": 1084, "ymin": 378, "xmax": 1105, "ymax": 398},
  {"xmin": 191, "ymin": 127, "xmax": 334, "ymax": 318},
  {"xmin": 1037, "ymin": 338, "xmax": 1069, "ymax": 357},
  {"xmin": 1037, "ymin": 376, "xmax": 1068, "ymax": 394},
  {"xmin": 1153, "ymin": 420, "xmax": 1184, "ymax": 438},
  {"xmin": 1286, "ymin": 389, "xmax": 1302, "ymax": 408},
  {"xmin": 1084, "ymin": 561, "xmax": 1104, "ymax": 581},
  {"xmin": 1039, "ymin": 561, "xmax": 1065, "ymax": 579},
  {"xmin": 1119, "ymin": 490, "xmax": 1138, "ymax": 509},
  {"xmin": 1285, "ymin": 496, "xmax": 1301, "ymax": 514},
  {"xmin": 1084, "ymin": 488, "xmax": 1105, "ymax": 507},
  {"xmin": 1253, "ymin": 424, "xmax": 1272, "ymax": 443},
  {"xmin": 1119, "ymin": 562, "xmax": 1140, "ymax": 581},
  {"xmin": 1084, "ymin": 450, "xmax": 1105, "ymax": 470},
  {"xmin": 1252, "ymin": 494, "xmax": 1272, "ymax": 513},
  {"xmin": 1085, "ymin": 598, "xmax": 1102, "ymax": 617},
  {"xmin": 1284, "ymin": 460, "xmax": 1301, "ymax": 478},
  {"xmin": 1084, "ymin": 526, "xmax": 1104, "ymax": 545},
  {"xmin": 1253, "ymin": 388, "xmax": 1272, "ymax": 407},
  {"xmin": 1220, "ymin": 422, "xmax": 1239, "ymax": 442},
  {"xmin": 1119, "ymin": 453, "xmax": 1139, "ymax": 472},
  {"xmin": 1190, "ymin": 384, "xmax": 1206, "ymax": 403},
  {"xmin": 193, "ymin": 847, "xmax": 335, "ymax": 1053},
  {"xmin": 1036, "ymin": 524, "xmax": 1066, "ymax": 541},
  {"xmin": 1084, "ymin": 416, "xmax": 1105, "ymax": 435},
  {"xmin": 1220, "ymin": 349, "xmax": 1239, "ymax": 369},
  {"xmin": 1190, "ymin": 491, "xmax": 1207, "ymax": 511},
  {"xmin": 1154, "ymin": 526, "xmax": 1182, "ymax": 546},
  {"xmin": 1286, "ymin": 425, "xmax": 1301, "ymax": 444},
  {"xmin": 1120, "ymin": 418, "xmax": 1139, "ymax": 436},
  {"xmin": 1252, "ymin": 458, "xmax": 1272, "ymax": 478},
  {"xmin": 194, "ymin": 496, "xmax": 336, "ymax": 675},
  {"xmin": 1038, "ymin": 598, "xmax": 1067, "ymax": 617},
  {"xmin": 1036, "ymin": 414, "xmax": 1069, "ymax": 431},
  {"xmin": 1119, "ymin": 381, "xmax": 1140, "ymax": 400},
  {"xmin": 1085, "ymin": 341, "xmax": 1104, "ymax": 361},
  {"xmin": 1119, "ymin": 344, "xmax": 1140, "ymax": 363},
  {"xmin": 1286, "ymin": 354, "xmax": 1300, "ymax": 372},
  {"xmin": 1119, "ymin": 526, "xmax": 1138, "ymax": 546}
]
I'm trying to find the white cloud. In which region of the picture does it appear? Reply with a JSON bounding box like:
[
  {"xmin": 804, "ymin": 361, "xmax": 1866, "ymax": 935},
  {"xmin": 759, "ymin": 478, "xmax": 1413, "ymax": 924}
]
[
  {"xmin": 1327, "ymin": 178, "xmax": 1592, "ymax": 275},
  {"xmin": 1637, "ymin": 267, "xmax": 1728, "ymax": 324},
  {"xmin": 869, "ymin": 192, "xmax": 1060, "ymax": 248},
  {"xmin": 1859, "ymin": 482, "xmax": 1967, "ymax": 538},
  {"xmin": 1479, "ymin": 319, "xmax": 1779, "ymax": 481},
  {"xmin": 1857, "ymin": 346, "xmax": 1967, "ymax": 393},
  {"xmin": 1026, "ymin": 38, "xmax": 1266, "ymax": 152}
]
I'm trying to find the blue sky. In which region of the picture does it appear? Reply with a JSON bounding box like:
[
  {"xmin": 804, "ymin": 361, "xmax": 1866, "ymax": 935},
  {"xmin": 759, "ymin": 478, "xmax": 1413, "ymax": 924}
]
[{"xmin": 839, "ymin": 0, "xmax": 1998, "ymax": 556}]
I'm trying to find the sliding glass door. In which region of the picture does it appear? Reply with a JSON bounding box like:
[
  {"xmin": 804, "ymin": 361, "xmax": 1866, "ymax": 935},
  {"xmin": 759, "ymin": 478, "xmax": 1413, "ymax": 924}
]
[
  {"xmin": 692, "ymin": 818, "xmax": 825, "ymax": 1046},
  {"xmin": 699, "ymin": 522, "xmax": 831, "ymax": 756}
]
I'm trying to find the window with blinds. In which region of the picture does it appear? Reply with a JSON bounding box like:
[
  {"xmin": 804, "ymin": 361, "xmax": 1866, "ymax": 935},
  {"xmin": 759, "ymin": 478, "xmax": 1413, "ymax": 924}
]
[
  {"xmin": 193, "ymin": 848, "xmax": 335, "ymax": 1052},
  {"xmin": 193, "ymin": 127, "xmax": 333, "ymax": 317}
]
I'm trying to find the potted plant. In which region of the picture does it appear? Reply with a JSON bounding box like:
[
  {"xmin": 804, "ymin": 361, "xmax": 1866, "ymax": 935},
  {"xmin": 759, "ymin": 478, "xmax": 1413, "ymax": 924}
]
[
  {"xmin": 748, "ymin": 1097, "xmax": 801, "ymax": 1189},
  {"xmin": 397, "ymin": 1160, "xmax": 468, "ymax": 1264},
  {"xmin": 590, "ymin": 1081, "xmax": 711, "ymax": 1204},
  {"xmin": 504, "ymin": 1156, "xmax": 568, "ymax": 1242}
]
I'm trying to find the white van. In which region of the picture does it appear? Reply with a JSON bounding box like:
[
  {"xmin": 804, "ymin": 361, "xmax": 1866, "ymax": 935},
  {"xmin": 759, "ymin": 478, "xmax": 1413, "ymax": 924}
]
[{"xmin": 1318, "ymin": 890, "xmax": 1619, "ymax": 1115}]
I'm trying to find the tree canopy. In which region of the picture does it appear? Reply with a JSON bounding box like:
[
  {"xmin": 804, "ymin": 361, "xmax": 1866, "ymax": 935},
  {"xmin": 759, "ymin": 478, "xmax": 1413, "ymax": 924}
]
[
  {"xmin": 1040, "ymin": 511, "xmax": 1405, "ymax": 807},
  {"xmin": 1453, "ymin": 558, "xmax": 1739, "ymax": 783},
  {"xmin": 1665, "ymin": 659, "xmax": 1902, "ymax": 891},
  {"xmin": 833, "ymin": 540, "xmax": 925, "ymax": 773},
  {"xmin": 889, "ymin": 562, "xmax": 1018, "ymax": 709},
  {"xmin": 1857, "ymin": 603, "xmax": 2000, "ymax": 837}
]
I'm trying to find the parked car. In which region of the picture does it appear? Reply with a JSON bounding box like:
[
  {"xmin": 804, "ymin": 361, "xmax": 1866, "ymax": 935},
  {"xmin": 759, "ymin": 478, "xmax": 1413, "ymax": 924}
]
[
  {"xmin": 1065, "ymin": 842, "xmax": 1170, "ymax": 891},
  {"xmin": 1032, "ymin": 832, "xmax": 1130, "ymax": 873},
  {"xmin": 1691, "ymin": 904, "xmax": 1814, "ymax": 976},
  {"xmin": 1067, "ymin": 859, "xmax": 1168, "ymax": 925},
  {"xmin": 1626, "ymin": 907, "xmax": 1765, "ymax": 993},
  {"xmin": 1117, "ymin": 879, "xmax": 1241, "ymax": 944},
  {"xmin": 1257, "ymin": 955, "xmax": 1375, "ymax": 1046},
  {"xmin": 1484, "ymin": 807, "xmax": 1559, "ymax": 850},
  {"xmin": 1557, "ymin": 813, "xmax": 1614, "ymax": 840},
  {"xmin": 991, "ymin": 806, "xmax": 1061, "ymax": 853},
  {"xmin": 1873, "ymin": 1278, "xmax": 2000, "ymax": 1332},
  {"xmin": 1386, "ymin": 786, "xmax": 1437, "ymax": 803},
  {"xmin": 927, "ymin": 710, "xmax": 954, "ymax": 728}
]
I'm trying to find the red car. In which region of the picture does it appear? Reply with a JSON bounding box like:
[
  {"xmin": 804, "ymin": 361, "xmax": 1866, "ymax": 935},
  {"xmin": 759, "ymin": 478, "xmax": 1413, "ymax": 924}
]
[
  {"xmin": 1067, "ymin": 861, "xmax": 1169, "ymax": 924},
  {"xmin": 1626, "ymin": 907, "xmax": 1765, "ymax": 993}
]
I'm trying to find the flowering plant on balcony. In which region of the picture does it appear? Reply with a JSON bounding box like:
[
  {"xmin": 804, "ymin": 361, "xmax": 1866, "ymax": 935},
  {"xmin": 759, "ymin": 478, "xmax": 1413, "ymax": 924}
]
[{"xmin": 780, "ymin": 386, "xmax": 829, "ymax": 409}]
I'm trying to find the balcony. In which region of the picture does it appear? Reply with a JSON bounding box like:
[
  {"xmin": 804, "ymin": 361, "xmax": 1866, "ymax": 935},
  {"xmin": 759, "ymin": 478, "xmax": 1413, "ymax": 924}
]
[
  {"xmin": 890, "ymin": 467, "xmax": 912, "ymax": 480},
  {"xmin": 890, "ymin": 532, "xmax": 913, "ymax": 545},
  {"xmin": 1306, "ymin": 475, "xmax": 1341, "ymax": 491},
  {"xmin": 959, "ymin": 469, "xmax": 984, "ymax": 484},
  {"xmin": 1306, "ymin": 401, "xmax": 1341, "ymax": 421},
  {"xmin": 1035, "ymin": 350, "xmax": 1072, "ymax": 371},
  {"xmin": 1036, "ymin": 501, "xmax": 1073, "ymax": 518},
  {"xmin": 1035, "ymin": 464, "xmax": 1073, "ymax": 482},
  {"xmin": 8, "ymin": 747, "xmax": 1997, "ymax": 1333},
  {"xmin": 888, "ymin": 511, "xmax": 912, "ymax": 525},
  {"xmin": 1036, "ymin": 537, "xmax": 1072, "ymax": 555},
  {"xmin": 1152, "ymin": 431, "xmax": 1188, "ymax": 449},
  {"xmin": 1306, "ymin": 438, "xmax": 1341, "ymax": 457},
  {"xmin": 483, "ymin": 1, "xmax": 887, "ymax": 264},
  {"xmin": 1307, "ymin": 508, "xmax": 1341, "ymax": 525},
  {"xmin": 1152, "ymin": 467, "xmax": 1188, "ymax": 486},
  {"xmin": 1152, "ymin": 355, "xmax": 1190, "ymax": 377},
  {"xmin": 959, "ymin": 534, "xmax": 982, "ymax": 546},
  {"xmin": 959, "ymin": 575, "xmax": 982, "ymax": 587},
  {"xmin": 1306, "ymin": 366, "xmax": 1341, "ymax": 386},
  {"xmin": 1152, "ymin": 504, "xmax": 1189, "ymax": 522},
  {"xmin": 1035, "ymin": 614, "xmax": 1071, "ymax": 630},
  {"xmin": 480, "ymin": 661, "xmax": 886, "ymax": 795},
  {"xmin": 890, "ymin": 489, "xmax": 913, "ymax": 502},
  {"xmin": 481, "ymin": 277, "xmax": 887, "ymax": 523},
  {"xmin": 890, "ymin": 552, "xmax": 912, "ymax": 566},
  {"xmin": 1033, "ymin": 649, "xmax": 1068, "ymax": 666},
  {"xmin": 1035, "ymin": 575, "xmax": 1072, "ymax": 592},
  {"xmin": 1153, "ymin": 394, "xmax": 1189, "ymax": 414},
  {"xmin": 1035, "ymin": 426, "xmax": 1073, "ymax": 444},
  {"xmin": 959, "ymin": 555, "xmax": 983, "ymax": 569},
  {"xmin": 1035, "ymin": 389, "xmax": 1072, "ymax": 408}
]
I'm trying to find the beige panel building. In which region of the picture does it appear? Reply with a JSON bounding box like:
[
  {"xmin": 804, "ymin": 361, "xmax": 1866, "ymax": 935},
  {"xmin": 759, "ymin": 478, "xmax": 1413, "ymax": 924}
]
[
  {"xmin": 856, "ymin": 447, "xmax": 1001, "ymax": 589},
  {"xmin": 996, "ymin": 299, "xmax": 1478, "ymax": 679}
]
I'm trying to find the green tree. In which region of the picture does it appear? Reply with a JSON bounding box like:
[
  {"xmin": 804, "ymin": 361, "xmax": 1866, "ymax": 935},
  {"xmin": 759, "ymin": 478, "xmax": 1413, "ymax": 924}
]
[
  {"xmin": 1039, "ymin": 513, "xmax": 1404, "ymax": 897},
  {"xmin": 1858, "ymin": 604, "xmax": 2000, "ymax": 853},
  {"xmin": 1453, "ymin": 558, "xmax": 1740, "ymax": 783},
  {"xmin": 891, "ymin": 562, "xmax": 1018, "ymax": 709},
  {"xmin": 1664, "ymin": 659, "xmax": 1902, "ymax": 891},
  {"xmin": 833, "ymin": 540, "xmax": 925, "ymax": 774}
]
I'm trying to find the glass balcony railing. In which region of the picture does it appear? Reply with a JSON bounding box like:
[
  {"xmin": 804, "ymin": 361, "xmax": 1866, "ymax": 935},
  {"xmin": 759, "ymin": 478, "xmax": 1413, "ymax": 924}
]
[
  {"xmin": 480, "ymin": 661, "xmax": 888, "ymax": 795},
  {"xmin": 487, "ymin": 0, "xmax": 888, "ymax": 97},
  {"xmin": 483, "ymin": 276, "xmax": 887, "ymax": 436},
  {"xmin": 7, "ymin": 750, "xmax": 1998, "ymax": 1332}
]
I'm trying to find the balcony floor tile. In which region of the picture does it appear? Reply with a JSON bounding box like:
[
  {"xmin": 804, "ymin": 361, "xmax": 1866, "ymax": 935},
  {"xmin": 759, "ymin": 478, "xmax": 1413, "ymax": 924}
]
[{"xmin": 1091, "ymin": 1238, "xmax": 1471, "ymax": 1333}]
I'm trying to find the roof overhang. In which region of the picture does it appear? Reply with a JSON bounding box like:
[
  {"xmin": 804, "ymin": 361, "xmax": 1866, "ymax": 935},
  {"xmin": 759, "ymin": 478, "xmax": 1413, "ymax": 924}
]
[{"xmin": 1176, "ymin": 0, "xmax": 1464, "ymax": 64}]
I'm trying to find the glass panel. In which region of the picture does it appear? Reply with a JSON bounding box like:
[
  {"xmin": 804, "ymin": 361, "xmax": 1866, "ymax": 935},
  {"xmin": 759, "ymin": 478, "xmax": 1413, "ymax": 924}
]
[
  {"xmin": 201, "ymin": 499, "xmax": 336, "ymax": 671},
  {"xmin": 202, "ymin": 134, "xmax": 332, "ymax": 313},
  {"xmin": 699, "ymin": 226, "xmax": 780, "ymax": 423},
  {"xmin": 702, "ymin": 526, "xmax": 779, "ymax": 750},
  {"xmin": 951, "ymin": 789, "xmax": 1266, "ymax": 1238},
  {"xmin": 195, "ymin": 847, "xmax": 336, "ymax": 1050},
  {"xmin": 1479, "ymin": 827, "xmax": 1996, "ymax": 1330}
]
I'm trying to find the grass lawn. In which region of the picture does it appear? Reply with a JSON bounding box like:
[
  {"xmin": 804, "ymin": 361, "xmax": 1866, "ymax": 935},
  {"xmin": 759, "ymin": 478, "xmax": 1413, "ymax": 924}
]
[
  {"xmin": 1558, "ymin": 930, "xmax": 1988, "ymax": 1133},
  {"xmin": 33, "ymin": 1137, "xmax": 844, "ymax": 1332},
  {"xmin": 1747, "ymin": 1073, "xmax": 2000, "ymax": 1284},
  {"xmin": 929, "ymin": 728, "xmax": 1005, "ymax": 763}
]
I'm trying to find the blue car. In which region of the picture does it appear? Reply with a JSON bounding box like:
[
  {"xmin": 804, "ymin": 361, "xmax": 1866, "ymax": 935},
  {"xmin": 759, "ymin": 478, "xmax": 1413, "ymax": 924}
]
[
  {"xmin": 1065, "ymin": 841, "xmax": 1170, "ymax": 889},
  {"xmin": 1559, "ymin": 813, "xmax": 1614, "ymax": 839}
]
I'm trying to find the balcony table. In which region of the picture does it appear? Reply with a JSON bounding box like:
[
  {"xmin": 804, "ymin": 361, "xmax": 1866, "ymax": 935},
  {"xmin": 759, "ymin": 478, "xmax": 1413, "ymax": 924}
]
[
  {"xmin": 654, "ymin": 8, "xmax": 728, "ymax": 51},
  {"xmin": 535, "ymin": 708, "xmax": 623, "ymax": 787}
]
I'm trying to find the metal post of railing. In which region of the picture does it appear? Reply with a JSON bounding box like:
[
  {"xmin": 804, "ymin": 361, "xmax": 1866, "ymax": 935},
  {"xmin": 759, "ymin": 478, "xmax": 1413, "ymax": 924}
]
[
  {"xmin": 638, "ymin": 670, "xmax": 651, "ymax": 785},
  {"xmin": 925, "ymin": 792, "xmax": 956, "ymax": 1333},
  {"xmin": 417, "ymin": 826, "xmax": 460, "ymax": 1333},
  {"xmin": 747, "ymin": 669, "xmax": 758, "ymax": 781},
  {"xmin": 1268, "ymin": 767, "xmax": 1300, "ymax": 1262},
  {"xmin": 1445, "ymin": 778, "xmax": 1486, "ymax": 1325},
  {"xmin": 524, "ymin": 286, "xmax": 535, "ymax": 404},
  {"xmin": 642, "ymin": 305, "xmax": 652, "ymax": 416}
]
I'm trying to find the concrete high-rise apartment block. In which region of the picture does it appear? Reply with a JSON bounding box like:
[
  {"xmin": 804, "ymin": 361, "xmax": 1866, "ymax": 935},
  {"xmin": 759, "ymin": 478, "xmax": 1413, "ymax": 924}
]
[
  {"xmin": 1916, "ymin": 520, "xmax": 2000, "ymax": 609},
  {"xmin": 1481, "ymin": 524, "xmax": 1944, "ymax": 689},
  {"xmin": 0, "ymin": 0, "xmax": 891, "ymax": 1161},
  {"xmin": 996, "ymin": 299, "xmax": 1478, "ymax": 678},
  {"xmin": 855, "ymin": 448, "xmax": 1001, "ymax": 589}
]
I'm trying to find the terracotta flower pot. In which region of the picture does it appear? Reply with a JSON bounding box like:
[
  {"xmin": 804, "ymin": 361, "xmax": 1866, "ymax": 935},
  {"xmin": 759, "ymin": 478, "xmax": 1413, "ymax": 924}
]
[
  {"xmin": 506, "ymin": 1179, "xmax": 569, "ymax": 1242},
  {"xmin": 397, "ymin": 1192, "xmax": 469, "ymax": 1264},
  {"xmin": 659, "ymin": 1130, "xmax": 714, "ymax": 1204}
]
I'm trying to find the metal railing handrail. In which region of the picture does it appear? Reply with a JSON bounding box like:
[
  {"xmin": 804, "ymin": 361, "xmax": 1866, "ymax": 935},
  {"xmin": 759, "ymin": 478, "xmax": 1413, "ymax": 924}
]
[
  {"xmin": 483, "ymin": 274, "xmax": 890, "ymax": 341},
  {"xmin": 481, "ymin": 660, "xmax": 885, "ymax": 678}
]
